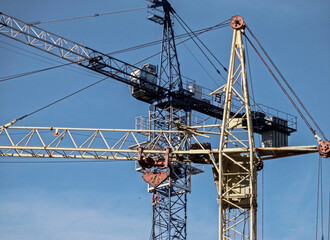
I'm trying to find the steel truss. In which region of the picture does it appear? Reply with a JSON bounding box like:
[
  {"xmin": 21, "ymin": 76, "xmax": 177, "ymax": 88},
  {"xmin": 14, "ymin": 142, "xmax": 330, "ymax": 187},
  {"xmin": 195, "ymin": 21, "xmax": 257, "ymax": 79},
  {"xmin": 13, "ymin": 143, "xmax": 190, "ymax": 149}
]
[
  {"xmin": 0, "ymin": 12, "xmax": 164, "ymax": 97},
  {"xmin": 0, "ymin": 125, "xmax": 318, "ymax": 162},
  {"xmin": 0, "ymin": 124, "xmax": 318, "ymax": 240},
  {"xmin": 145, "ymin": 106, "xmax": 197, "ymax": 240},
  {"xmin": 211, "ymin": 20, "xmax": 256, "ymax": 239},
  {"xmin": 146, "ymin": 1, "xmax": 193, "ymax": 239},
  {"xmin": 0, "ymin": 126, "xmax": 214, "ymax": 160}
]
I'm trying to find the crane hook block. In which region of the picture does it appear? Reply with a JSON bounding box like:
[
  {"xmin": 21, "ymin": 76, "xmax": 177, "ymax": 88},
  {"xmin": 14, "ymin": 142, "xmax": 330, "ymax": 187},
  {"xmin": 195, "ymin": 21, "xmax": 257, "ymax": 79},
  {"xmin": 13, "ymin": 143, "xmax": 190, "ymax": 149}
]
[
  {"xmin": 230, "ymin": 15, "xmax": 246, "ymax": 30},
  {"xmin": 318, "ymin": 141, "xmax": 330, "ymax": 158}
]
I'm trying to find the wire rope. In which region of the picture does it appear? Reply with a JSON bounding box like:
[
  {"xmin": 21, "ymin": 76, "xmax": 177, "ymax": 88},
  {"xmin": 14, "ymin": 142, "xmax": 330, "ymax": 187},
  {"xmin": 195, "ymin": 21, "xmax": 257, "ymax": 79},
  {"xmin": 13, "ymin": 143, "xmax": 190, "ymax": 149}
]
[
  {"xmin": 245, "ymin": 26, "xmax": 327, "ymax": 141},
  {"xmin": 244, "ymin": 36, "xmax": 256, "ymax": 108},
  {"xmin": 13, "ymin": 76, "xmax": 110, "ymax": 123},
  {"xmin": 316, "ymin": 156, "xmax": 325, "ymax": 240},
  {"xmin": 131, "ymin": 23, "xmax": 227, "ymax": 68},
  {"xmin": 0, "ymin": 61, "xmax": 78, "ymax": 82},
  {"xmin": 0, "ymin": 40, "xmax": 107, "ymax": 79},
  {"xmin": 0, "ymin": 40, "xmax": 124, "ymax": 85},
  {"xmin": 182, "ymin": 42, "xmax": 219, "ymax": 87},
  {"xmin": 29, "ymin": 7, "xmax": 148, "ymax": 25},
  {"xmin": 107, "ymin": 21, "xmax": 230, "ymax": 56},
  {"xmin": 244, "ymin": 34, "xmax": 317, "ymax": 138},
  {"xmin": 262, "ymin": 168, "xmax": 265, "ymax": 240},
  {"xmin": 0, "ymin": 44, "xmax": 54, "ymax": 64},
  {"xmin": 328, "ymin": 191, "xmax": 330, "ymax": 240},
  {"xmin": 173, "ymin": 14, "xmax": 228, "ymax": 82},
  {"xmin": 174, "ymin": 12, "xmax": 229, "ymax": 73}
]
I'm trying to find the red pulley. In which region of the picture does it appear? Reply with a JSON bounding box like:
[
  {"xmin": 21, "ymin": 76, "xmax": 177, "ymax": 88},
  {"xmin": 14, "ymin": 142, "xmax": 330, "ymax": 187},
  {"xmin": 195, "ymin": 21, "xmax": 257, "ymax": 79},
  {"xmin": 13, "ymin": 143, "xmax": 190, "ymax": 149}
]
[
  {"xmin": 230, "ymin": 15, "xmax": 246, "ymax": 30},
  {"xmin": 318, "ymin": 141, "xmax": 330, "ymax": 158},
  {"xmin": 53, "ymin": 129, "xmax": 59, "ymax": 136}
]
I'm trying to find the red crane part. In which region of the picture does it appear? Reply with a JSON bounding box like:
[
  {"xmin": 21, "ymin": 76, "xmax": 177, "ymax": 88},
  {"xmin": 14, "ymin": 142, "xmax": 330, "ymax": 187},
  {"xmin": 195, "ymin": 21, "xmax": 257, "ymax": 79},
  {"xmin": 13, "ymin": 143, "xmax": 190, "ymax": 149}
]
[
  {"xmin": 152, "ymin": 190, "xmax": 161, "ymax": 205},
  {"xmin": 137, "ymin": 147, "xmax": 171, "ymax": 169},
  {"xmin": 230, "ymin": 15, "xmax": 246, "ymax": 30},
  {"xmin": 318, "ymin": 141, "xmax": 330, "ymax": 158},
  {"xmin": 142, "ymin": 171, "xmax": 169, "ymax": 188}
]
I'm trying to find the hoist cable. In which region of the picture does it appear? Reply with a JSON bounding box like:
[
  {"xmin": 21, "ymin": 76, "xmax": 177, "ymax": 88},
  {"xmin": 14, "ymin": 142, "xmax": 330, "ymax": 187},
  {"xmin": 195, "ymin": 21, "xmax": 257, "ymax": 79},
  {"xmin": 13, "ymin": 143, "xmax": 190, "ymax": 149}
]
[
  {"xmin": 244, "ymin": 34, "xmax": 318, "ymax": 138},
  {"xmin": 0, "ymin": 44, "xmax": 52, "ymax": 64},
  {"xmin": 174, "ymin": 12, "xmax": 229, "ymax": 73},
  {"xmin": 262, "ymin": 168, "xmax": 265, "ymax": 240},
  {"xmin": 8, "ymin": 47, "xmax": 163, "ymax": 124},
  {"xmin": 316, "ymin": 157, "xmax": 320, "ymax": 240},
  {"xmin": 0, "ymin": 40, "xmax": 101, "ymax": 79},
  {"xmin": 0, "ymin": 61, "xmax": 77, "ymax": 82},
  {"xmin": 245, "ymin": 26, "xmax": 327, "ymax": 141},
  {"xmin": 245, "ymin": 36, "xmax": 256, "ymax": 107},
  {"xmin": 13, "ymin": 76, "xmax": 110, "ymax": 123},
  {"xmin": 0, "ymin": 40, "xmax": 124, "ymax": 86},
  {"xmin": 134, "ymin": 21, "xmax": 229, "ymax": 68},
  {"xmin": 29, "ymin": 7, "xmax": 148, "ymax": 25},
  {"xmin": 182, "ymin": 42, "xmax": 220, "ymax": 87},
  {"xmin": 328, "ymin": 191, "xmax": 330, "ymax": 240},
  {"xmin": 245, "ymin": 35, "xmax": 266, "ymax": 137},
  {"xmin": 315, "ymin": 156, "xmax": 324, "ymax": 240},
  {"xmin": 173, "ymin": 14, "xmax": 228, "ymax": 81},
  {"xmin": 108, "ymin": 20, "xmax": 230, "ymax": 56}
]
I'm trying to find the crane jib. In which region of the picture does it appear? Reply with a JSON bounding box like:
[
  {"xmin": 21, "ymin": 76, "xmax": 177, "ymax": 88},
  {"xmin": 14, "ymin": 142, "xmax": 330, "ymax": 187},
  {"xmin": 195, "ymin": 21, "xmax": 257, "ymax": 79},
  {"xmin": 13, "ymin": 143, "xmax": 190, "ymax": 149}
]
[{"xmin": 0, "ymin": 12, "xmax": 297, "ymax": 136}]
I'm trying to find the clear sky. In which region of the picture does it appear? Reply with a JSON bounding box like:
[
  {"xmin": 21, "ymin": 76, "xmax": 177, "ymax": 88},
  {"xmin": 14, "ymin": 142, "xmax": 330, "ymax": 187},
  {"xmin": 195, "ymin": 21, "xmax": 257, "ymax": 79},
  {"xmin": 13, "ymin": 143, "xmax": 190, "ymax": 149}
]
[{"xmin": 0, "ymin": 0, "xmax": 330, "ymax": 239}]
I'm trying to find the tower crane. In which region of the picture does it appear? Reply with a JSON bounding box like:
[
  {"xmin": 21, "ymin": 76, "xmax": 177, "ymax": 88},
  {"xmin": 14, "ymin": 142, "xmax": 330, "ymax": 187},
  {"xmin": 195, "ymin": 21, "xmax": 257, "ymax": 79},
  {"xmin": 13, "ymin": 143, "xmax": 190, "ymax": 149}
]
[{"xmin": 0, "ymin": 2, "xmax": 329, "ymax": 240}]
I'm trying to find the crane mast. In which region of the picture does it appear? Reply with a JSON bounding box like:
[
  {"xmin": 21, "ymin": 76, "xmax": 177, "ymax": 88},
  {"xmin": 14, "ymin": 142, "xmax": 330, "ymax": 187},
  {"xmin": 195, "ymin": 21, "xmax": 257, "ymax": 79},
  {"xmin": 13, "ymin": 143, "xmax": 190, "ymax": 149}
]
[
  {"xmin": 141, "ymin": 1, "xmax": 194, "ymax": 239},
  {"xmin": 0, "ymin": 6, "xmax": 328, "ymax": 240},
  {"xmin": 211, "ymin": 16, "xmax": 256, "ymax": 239}
]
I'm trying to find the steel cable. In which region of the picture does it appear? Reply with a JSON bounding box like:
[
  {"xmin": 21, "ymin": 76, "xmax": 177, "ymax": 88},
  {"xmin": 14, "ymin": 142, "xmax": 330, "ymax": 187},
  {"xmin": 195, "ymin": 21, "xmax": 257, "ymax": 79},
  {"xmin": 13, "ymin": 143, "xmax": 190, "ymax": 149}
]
[
  {"xmin": 0, "ymin": 61, "xmax": 77, "ymax": 82},
  {"xmin": 174, "ymin": 12, "xmax": 229, "ymax": 73},
  {"xmin": 13, "ymin": 76, "xmax": 110, "ymax": 123},
  {"xmin": 29, "ymin": 7, "xmax": 148, "ymax": 25},
  {"xmin": 182, "ymin": 42, "xmax": 220, "ymax": 87},
  {"xmin": 133, "ymin": 21, "xmax": 229, "ymax": 69},
  {"xmin": 173, "ymin": 13, "xmax": 229, "ymax": 81},
  {"xmin": 244, "ymin": 34, "xmax": 317, "ymax": 138},
  {"xmin": 107, "ymin": 21, "xmax": 229, "ymax": 56},
  {"xmin": 245, "ymin": 26, "xmax": 327, "ymax": 141},
  {"xmin": 316, "ymin": 156, "xmax": 325, "ymax": 240},
  {"xmin": 0, "ymin": 40, "xmax": 104, "ymax": 79},
  {"xmin": 328, "ymin": 191, "xmax": 330, "ymax": 240},
  {"xmin": 262, "ymin": 168, "xmax": 265, "ymax": 240}
]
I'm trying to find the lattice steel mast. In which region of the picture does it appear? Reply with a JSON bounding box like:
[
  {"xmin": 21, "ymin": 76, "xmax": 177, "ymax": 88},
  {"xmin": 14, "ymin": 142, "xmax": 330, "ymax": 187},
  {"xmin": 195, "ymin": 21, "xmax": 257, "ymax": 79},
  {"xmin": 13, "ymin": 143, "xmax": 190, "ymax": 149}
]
[
  {"xmin": 143, "ymin": 1, "xmax": 194, "ymax": 239},
  {"xmin": 210, "ymin": 16, "xmax": 256, "ymax": 240}
]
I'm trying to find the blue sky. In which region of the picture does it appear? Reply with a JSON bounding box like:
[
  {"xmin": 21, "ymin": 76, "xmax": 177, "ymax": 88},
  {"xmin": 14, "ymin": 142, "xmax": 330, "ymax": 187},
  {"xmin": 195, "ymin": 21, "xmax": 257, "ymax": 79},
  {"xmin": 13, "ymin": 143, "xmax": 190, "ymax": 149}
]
[{"xmin": 0, "ymin": 0, "xmax": 330, "ymax": 239}]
